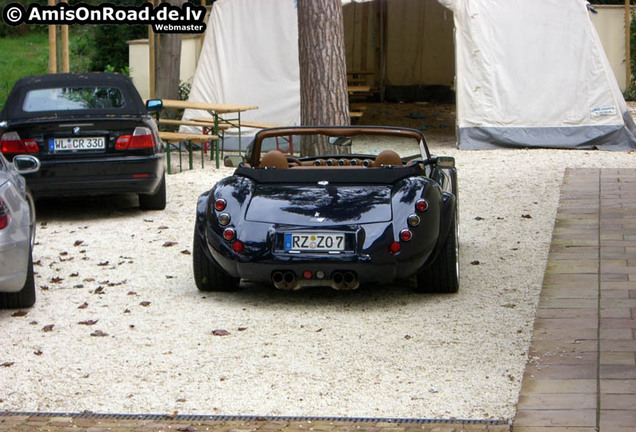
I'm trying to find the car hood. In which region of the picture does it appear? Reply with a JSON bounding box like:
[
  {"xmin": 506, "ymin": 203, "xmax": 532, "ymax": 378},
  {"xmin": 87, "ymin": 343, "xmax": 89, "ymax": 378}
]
[{"xmin": 245, "ymin": 184, "xmax": 392, "ymax": 226}]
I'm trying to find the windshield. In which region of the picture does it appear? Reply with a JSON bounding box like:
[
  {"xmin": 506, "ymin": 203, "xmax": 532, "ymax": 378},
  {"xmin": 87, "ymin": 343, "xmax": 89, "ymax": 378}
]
[
  {"xmin": 256, "ymin": 132, "xmax": 423, "ymax": 160},
  {"xmin": 22, "ymin": 86, "xmax": 125, "ymax": 112}
]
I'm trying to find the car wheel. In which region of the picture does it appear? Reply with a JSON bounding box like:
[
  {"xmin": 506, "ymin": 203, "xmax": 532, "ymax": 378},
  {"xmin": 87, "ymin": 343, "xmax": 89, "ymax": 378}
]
[
  {"xmin": 139, "ymin": 174, "xmax": 166, "ymax": 210},
  {"xmin": 415, "ymin": 211, "xmax": 459, "ymax": 294},
  {"xmin": 192, "ymin": 227, "xmax": 240, "ymax": 292},
  {"xmin": 0, "ymin": 248, "xmax": 36, "ymax": 309}
]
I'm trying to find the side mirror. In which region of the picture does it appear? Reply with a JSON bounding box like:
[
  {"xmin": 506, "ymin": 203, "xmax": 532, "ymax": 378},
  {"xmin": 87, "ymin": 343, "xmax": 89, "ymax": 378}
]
[
  {"xmin": 13, "ymin": 155, "xmax": 40, "ymax": 174},
  {"xmin": 435, "ymin": 156, "xmax": 455, "ymax": 168},
  {"xmin": 146, "ymin": 99, "xmax": 163, "ymax": 113}
]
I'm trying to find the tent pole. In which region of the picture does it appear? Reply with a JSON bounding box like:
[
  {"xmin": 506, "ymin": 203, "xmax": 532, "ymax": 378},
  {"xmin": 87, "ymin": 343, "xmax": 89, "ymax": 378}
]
[{"xmin": 627, "ymin": 0, "xmax": 632, "ymax": 87}]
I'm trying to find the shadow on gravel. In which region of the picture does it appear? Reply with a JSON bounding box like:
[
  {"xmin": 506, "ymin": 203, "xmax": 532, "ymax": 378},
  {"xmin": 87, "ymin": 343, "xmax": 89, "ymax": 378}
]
[
  {"xmin": 34, "ymin": 194, "xmax": 147, "ymax": 222},
  {"xmin": 195, "ymin": 279, "xmax": 455, "ymax": 311}
]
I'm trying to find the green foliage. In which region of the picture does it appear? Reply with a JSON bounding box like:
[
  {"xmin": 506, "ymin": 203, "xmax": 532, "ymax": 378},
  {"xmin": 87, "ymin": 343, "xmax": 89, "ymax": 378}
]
[
  {"xmin": 88, "ymin": 24, "xmax": 146, "ymax": 73},
  {"xmin": 624, "ymin": 11, "xmax": 636, "ymax": 100},
  {"xmin": 0, "ymin": 32, "xmax": 48, "ymax": 109},
  {"xmin": 178, "ymin": 79, "xmax": 192, "ymax": 101}
]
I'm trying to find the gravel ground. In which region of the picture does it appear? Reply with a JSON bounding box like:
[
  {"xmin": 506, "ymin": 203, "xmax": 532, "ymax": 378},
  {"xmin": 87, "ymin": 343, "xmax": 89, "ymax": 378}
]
[{"xmin": 2, "ymin": 116, "xmax": 636, "ymax": 420}]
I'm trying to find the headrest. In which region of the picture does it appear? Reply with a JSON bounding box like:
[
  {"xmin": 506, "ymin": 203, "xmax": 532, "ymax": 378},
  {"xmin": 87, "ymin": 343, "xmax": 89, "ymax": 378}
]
[
  {"xmin": 260, "ymin": 150, "xmax": 289, "ymax": 169},
  {"xmin": 374, "ymin": 150, "xmax": 402, "ymax": 167}
]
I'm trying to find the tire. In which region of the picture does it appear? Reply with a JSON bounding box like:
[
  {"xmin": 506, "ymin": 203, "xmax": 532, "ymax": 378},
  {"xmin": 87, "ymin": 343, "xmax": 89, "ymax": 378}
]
[
  {"xmin": 415, "ymin": 212, "xmax": 459, "ymax": 294},
  {"xmin": 0, "ymin": 249, "xmax": 36, "ymax": 309},
  {"xmin": 139, "ymin": 174, "xmax": 166, "ymax": 210},
  {"xmin": 192, "ymin": 227, "xmax": 239, "ymax": 292}
]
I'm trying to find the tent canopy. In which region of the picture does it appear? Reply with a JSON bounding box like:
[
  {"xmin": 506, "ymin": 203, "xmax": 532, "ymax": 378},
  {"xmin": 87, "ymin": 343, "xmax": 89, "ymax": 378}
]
[
  {"xmin": 184, "ymin": 0, "xmax": 636, "ymax": 150},
  {"xmin": 439, "ymin": 0, "xmax": 636, "ymax": 149}
]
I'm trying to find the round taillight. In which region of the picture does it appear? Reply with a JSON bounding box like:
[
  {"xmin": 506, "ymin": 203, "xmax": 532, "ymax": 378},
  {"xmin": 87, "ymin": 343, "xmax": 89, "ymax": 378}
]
[
  {"xmin": 408, "ymin": 214, "xmax": 421, "ymax": 227},
  {"xmin": 218, "ymin": 213, "xmax": 231, "ymax": 226},
  {"xmin": 400, "ymin": 229, "xmax": 413, "ymax": 242},
  {"xmin": 223, "ymin": 227, "xmax": 235, "ymax": 241},
  {"xmin": 389, "ymin": 241, "xmax": 401, "ymax": 254},
  {"xmin": 232, "ymin": 241, "xmax": 245, "ymax": 254},
  {"xmin": 214, "ymin": 199, "xmax": 227, "ymax": 211},
  {"xmin": 303, "ymin": 270, "xmax": 312, "ymax": 279},
  {"xmin": 416, "ymin": 199, "xmax": 429, "ymax": 212}
]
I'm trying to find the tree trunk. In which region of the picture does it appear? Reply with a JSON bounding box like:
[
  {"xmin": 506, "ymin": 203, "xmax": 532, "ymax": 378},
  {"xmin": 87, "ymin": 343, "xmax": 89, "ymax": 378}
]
[
  {"xmin": 155, "ymin": 0, "xmax": 186, "ymax": 105},
  {"xmin": 298, "ymin": 0, "xmax": 350, "ymax": 156}
]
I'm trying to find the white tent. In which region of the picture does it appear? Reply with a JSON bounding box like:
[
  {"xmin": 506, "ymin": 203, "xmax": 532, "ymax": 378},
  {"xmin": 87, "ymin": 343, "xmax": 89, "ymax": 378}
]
[
  {"xmin": 439, "ymin": 0, "xmax": 636, "ymax": 149},
  {"xmin": 182, "ymin": 0, "xmax": 300, "ymax": 135},
  {"xmin": 184, "ymin": 0, "xmax": 636, "ymax": 150}
]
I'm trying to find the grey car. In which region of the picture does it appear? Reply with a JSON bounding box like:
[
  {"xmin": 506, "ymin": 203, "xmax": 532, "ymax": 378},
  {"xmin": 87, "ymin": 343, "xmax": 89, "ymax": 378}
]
[{"xmin": 0, "ymin": 154, "xmax": 39, "ymax": 308}]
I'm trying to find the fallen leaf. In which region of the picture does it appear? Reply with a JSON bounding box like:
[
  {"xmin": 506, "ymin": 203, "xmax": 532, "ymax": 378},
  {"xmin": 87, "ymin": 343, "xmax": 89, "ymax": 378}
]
[
  {"xmin": 471, "ymin": 260, "xmax": 480, "ymax": 265},
  {"xmin": 212, "ymin": 329, "xmax": 230, "ymax": 336},
  {"xmin": 90, "ymin": 330, "xmax": 109, "ymax": 337},
  {"xmin": 59, "ymin": 251, "xmax": 68, "ymax": 256},
  {"xmin": 316, "ymin": 328, "xmax": 323, "ymax": 333},
  {"xmin": 181, "ymin": 249, "xmax": 191, "ymax": 255},
  {"xmin": 33, "ymin": 260, "xmax": 42, "ymax": 266},
  {"xmin": 1, "ymin": 362, "xmax": 14, "ymax": 367},
  {"xmin": 83, "ymin": 278, "xmax": 95, "ymax": 283},
  {"xmin": 74, "ymin": 240, "xmax": 84, "ymax": 247},
  {"xmin": 158, "ymin": 225, "xmax": 169, "ymax": 230},
  {"xmin": 238, "ymin": 327, "xmax": 247, "ymax": 331},
  {"xmin": 11, "ymin": 310, "xmax": 28, "ymax": 317},
  {"xmin": 474, "ymin": 216, "xmax": 484, "ymax": 221},
  {"xmin": 40, "ymin": 285, "xmax": 49, "ymax": 291},
  {"xmin": 73, "ymin": 284, "xmax": 84, "ymax": 289},
  {"xmin": 50, "ymin": 276, "xmax": 63, "ymax": 283},
  {"xmin": 97, "ymin": 261, "xmax": 109, "ymax": 266},
  {"xmin": 521, "ymin": 214, "xmax": 532, "ymax": 219},
  {"xmin": 176, "ymin": 427, "xmax": 196, "ymax": 432},
  {"xmin": 93, "ymin": 286, "xmax": 105, "ymax": 295},
  {"xmin": 143, "ymin": 218, "xmax": 153, "ymax": 223},
  {"xmin": 78, "ymin": 320, "xmax": 99, "ymax": 326},
  {"xmin": 140, "ymin": 301, "xmax": 151, "ymax": 307},
  {"xmin": 162, "ymin": 241, "xmax": 178, "ymax": 247},
  {"xmin": 42, "ymin": 324, "xmax": 54, "ymax": 332},
  {"xmin": 78, "ymin": 302, "xmax": 89, "ymax": 309},
  {"xmin": 34, "ymin": 350, "xmax": 43, "ymax": 356},
  {"xmin": 404, "ymin": 335, "xmax": 412, "ymax": 340},
  {"xmin": 127, "ymin": 291, "xmax": 138, "ymax": 296},
  {"xmin": 70, "ymin": 272, "xmax": 79, "ymax": 277}
]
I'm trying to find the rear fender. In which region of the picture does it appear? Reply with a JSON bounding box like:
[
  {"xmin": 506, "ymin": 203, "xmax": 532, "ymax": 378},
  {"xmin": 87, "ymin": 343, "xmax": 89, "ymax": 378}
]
[{"xmin": 423, "ymin": 191, "xmax": 456, "ymax": 267}]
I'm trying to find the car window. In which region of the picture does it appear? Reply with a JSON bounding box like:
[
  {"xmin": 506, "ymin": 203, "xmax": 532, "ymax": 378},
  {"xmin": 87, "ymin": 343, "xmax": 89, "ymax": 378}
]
[{"xmin": 22, "ymin": 86, "xmax": 125, "ymax": 112}]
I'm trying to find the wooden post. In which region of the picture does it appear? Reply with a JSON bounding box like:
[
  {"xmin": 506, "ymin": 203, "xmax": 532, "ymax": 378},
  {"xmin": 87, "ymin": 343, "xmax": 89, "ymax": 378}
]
[
  {"xmin": 627, "ymin": 0, "xmax": 632, "ymax": 86},
  {"xmin": 60, "ymin": 0, "xmax": 69, "ymax": 72},
  {"xmin": 48, "ymin": 0, "xmax": 57, "ymax": 73}
]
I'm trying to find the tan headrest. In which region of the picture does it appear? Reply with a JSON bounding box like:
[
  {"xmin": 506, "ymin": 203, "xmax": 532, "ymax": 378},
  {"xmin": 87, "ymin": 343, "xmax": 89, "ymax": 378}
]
[
  {"xmin": 260, "ymin": 150, "xmax": 289, "ymax": 169},
  {"xmin": 374, "ymin": 150, "xmax": 402, "ymax": 167}
]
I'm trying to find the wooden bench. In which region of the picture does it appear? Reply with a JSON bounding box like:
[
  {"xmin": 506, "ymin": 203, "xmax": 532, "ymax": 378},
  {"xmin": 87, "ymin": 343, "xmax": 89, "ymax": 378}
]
[{"xmin": 158, "ymin": 131, "xmax": 219, "ymax": 173}]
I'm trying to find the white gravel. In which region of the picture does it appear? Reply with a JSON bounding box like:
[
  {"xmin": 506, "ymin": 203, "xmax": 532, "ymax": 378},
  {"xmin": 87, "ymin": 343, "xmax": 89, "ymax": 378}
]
[{"xmin": 1, "ymin": 139, "xmax": 636, "ymax": 420}]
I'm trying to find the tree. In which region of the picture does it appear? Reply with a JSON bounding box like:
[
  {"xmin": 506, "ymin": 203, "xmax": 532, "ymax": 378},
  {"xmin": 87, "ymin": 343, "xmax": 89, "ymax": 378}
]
[
  {"xmin": 154, "ymin": 0, "xmax": 186, "ymax": 101},
  {"xmin": 297, "ymin": 0, "xmax": 350, "ymax": 156}
]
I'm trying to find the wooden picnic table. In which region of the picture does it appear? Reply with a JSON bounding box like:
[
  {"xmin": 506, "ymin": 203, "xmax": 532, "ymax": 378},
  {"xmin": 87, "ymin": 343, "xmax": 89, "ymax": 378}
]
[
  {"xmin": 155, "ymin": 99, "xmax": 259, "ymax": 168},
  {"xmin": 159, "ymin": 131, "xmax": 219, "ymax": 173}
]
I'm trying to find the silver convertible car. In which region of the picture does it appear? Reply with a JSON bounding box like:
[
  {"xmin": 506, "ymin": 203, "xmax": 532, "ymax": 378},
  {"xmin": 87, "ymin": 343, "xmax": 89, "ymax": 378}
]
[{"xmin": 0, "ymin": 153, "xmax": 39, "ymax": 308}]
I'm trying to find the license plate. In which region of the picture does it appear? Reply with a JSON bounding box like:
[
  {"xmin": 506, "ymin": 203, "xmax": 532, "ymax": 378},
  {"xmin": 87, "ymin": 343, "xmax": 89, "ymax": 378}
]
[
  {"xmin": 49, "ymin": 137, "xmax": 106, "ymax": 151},
  {"xmin": 284, "ymin": 233, "xmax": 345, "ymax": 252}
]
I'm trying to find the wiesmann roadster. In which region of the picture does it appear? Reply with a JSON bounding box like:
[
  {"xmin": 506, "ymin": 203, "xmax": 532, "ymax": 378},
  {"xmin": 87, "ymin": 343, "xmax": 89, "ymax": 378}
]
[{"xmin": 193, "ymin": 126, "xmax": 459, "ymax": 293}]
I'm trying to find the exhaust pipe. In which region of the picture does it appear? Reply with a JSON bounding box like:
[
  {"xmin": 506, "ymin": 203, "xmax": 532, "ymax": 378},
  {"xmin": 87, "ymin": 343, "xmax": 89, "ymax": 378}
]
[
  {"xmin": 342, "ymin": 272, "xmax": 359, "ymax": 290},
  {"xmin": 332, "ymin": 272, "xmax": 345, "ymax": 290},
  {"xmin": 272, "ymin": 271, "xmax": 298, "ymax": 290}
]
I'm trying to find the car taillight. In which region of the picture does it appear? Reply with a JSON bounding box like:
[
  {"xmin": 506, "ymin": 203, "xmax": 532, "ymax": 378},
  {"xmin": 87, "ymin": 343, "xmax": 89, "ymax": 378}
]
[
  {"xmin": 400, "ymin": 229, "xmax": 413, "ymax": 242},
  {"xmin": 416, "ymin": 199, "xmax": 429, "ymax": 212},
  {"xmin": 0, "ymin": 199, "xmax": 10, "ymax": 229},
  {"xmin": 115, "ymin": 127, "xmax": 155, "ymax": 150},
  {"xmin": 214, "ymin": 198, "xmax": 227, "ymax": 211},
  {"xmin": 0, "ymin": 132, "xmax": 38, "ymax": 154}
]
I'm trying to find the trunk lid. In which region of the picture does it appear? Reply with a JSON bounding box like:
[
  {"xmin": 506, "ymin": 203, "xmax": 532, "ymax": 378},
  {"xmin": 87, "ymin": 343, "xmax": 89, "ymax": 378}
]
[{"xmin": 245, "ymin": 184, "xmax": 392, "ymax": 226}]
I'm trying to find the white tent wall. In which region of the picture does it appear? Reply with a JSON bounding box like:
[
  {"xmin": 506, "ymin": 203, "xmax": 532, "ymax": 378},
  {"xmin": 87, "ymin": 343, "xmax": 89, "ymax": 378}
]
[
  {"xmin": 182, "ymin": 0, "xmax": 300, "ymax": 133},
  {"xmin": 439, "ymin": 0, "xmax": 636, "ymax": 150}
]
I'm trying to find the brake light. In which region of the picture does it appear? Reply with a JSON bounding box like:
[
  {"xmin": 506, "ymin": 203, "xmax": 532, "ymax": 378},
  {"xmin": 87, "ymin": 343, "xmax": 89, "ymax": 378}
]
[
  {"xmin": 0, "ymin": 199, "xmax": 10, "ymax": 229},
  {"xmin": 115, "ymin": 127, "xmax": 155, "ymax": 150},
  {"xmin": 0, "ymin": 132, "xmax": 38, "ymax": 154}
]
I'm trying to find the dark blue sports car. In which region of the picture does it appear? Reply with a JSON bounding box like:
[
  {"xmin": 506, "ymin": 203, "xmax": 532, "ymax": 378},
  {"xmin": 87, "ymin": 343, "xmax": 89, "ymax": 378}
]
[{"xmin": 193, "ymin": 126, "xmax": 459, "ymax": 293}]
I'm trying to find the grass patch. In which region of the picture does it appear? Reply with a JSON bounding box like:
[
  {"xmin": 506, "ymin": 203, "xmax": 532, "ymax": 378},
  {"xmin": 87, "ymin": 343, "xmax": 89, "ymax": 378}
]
[
  {"xmin": 0, "ymin": 32, "xmax": 49, "ymax": 109},
  {"xmin": 0, "ymin": 30, "xmax": 93, "ymax": 110}
]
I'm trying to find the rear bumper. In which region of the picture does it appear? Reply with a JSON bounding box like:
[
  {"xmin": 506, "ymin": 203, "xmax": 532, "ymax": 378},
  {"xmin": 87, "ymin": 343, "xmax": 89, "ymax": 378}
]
[
  {"xmin": 25, "ymin": 154, "xmax": 165, "ymax": 198},
  {"xmin": 0, "ymin": 238, "xmax": 29, "ymax": 293}
]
